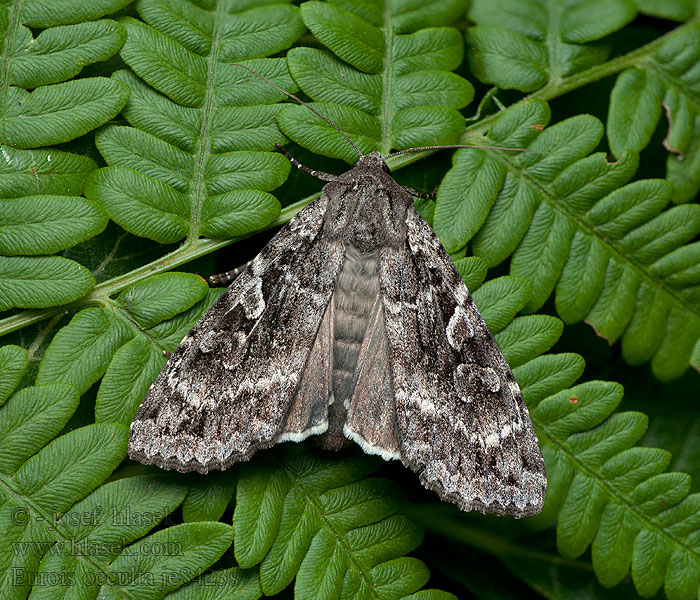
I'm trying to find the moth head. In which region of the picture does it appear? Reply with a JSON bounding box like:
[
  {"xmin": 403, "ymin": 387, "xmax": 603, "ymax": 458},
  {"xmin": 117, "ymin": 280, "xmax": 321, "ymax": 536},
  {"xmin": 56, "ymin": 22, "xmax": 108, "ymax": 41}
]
[{"xmin": 356, "ymin": 151, "xmax": 390, "ymax": 174}]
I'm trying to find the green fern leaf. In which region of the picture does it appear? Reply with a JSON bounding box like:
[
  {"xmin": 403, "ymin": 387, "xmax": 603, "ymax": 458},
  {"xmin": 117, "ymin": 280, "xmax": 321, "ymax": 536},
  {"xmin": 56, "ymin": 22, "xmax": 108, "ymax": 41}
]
[
  {"xmin": 182, "ymin": 470, "xmax": 236, "ymax": 523},
  {"xmin": 0, "ymin": 2, "xmax": 130, "ymax": 148},
  {"xmin": 472, "ymin": 276, "xmax": 533, "ymax": 331},
  {"xmin": 0, "ymin": 197, "xmax": 108, "ymax": 256},
  {"xmin": 86, "ymin": 0, "xmax": 304, "ymax": 244},
  {"xmin": 452, "ymin": 256, "xmax": 488, "ymax": 291},
  {"xmin": 36, "ymin": 307, "xmax": 135, "ymax": 395},
  {"xmin": 165, "ymin": 566, "xmax": 262, "ymax": 600},
  {"xmin": 0, "ymin": 345, "xmax": 28, "ymax": 405},
  {"xmin": 1, "ymin": 78, "xmax": 130, "ymax": 148},
  {"xmin": 608, "ymin": 23, "xmax": 700, "ymax": 203},
  {"xmin": 276, "ymin": 0, "xmax": 473, "ymax": 161},
  {"xmin": 0, "ymin": 256, "xmax": 96, "ymax": 311},
  {"xmin": 15, "ymin": 0, "xmax": 133, "ymax": 27},
  {"xmin": 436, "ymin": 98, "xmax": 700, "ymax": 380},
  {"xmin": 8, "ymin": 19, "xmax": 127, "ymax": 88},
  {"xmin": 0, "ymin": 372, "xmax": 244, "ymax": 599},
  {"xmin": 530, "ymin": 380, "xmax": 700, "ymax": 600},
  {"xmin": 491, "ymin": 292, "xmax": 700, "ymax": 599},
  {"xmin": 103, "ymin": 521, "xmax": 234, "ymax": 598},
  {"xmin": 0, "ymin": 110, "xmax": 115, "ymax": 311},
  {"xmin": 0, "ymin": 384, "xmax": 129, "ymax": 597},
  {"xmin": 466, "ymin": 0, "xmax": 634, "ymax": 91},
  {"xmin": 433, "ymin": 149, "xmax": 506, "ymax": 253},
  {"xmin": 636, "ymin": 0, "xmax": 696, "ymax": 20},
  {"xmin": 117, "ymin": 272, "xmax": 209, "ymax": 329},
  {"xmin": 0, "ymin": 383, "xmax": 80, "ymax": 475},
  {"xmin": 234, "ymin": 446, "xmax": 456, "ymax": 600},
  {"xmin": 0, "ymin": 146, "xmax": 97, "ymax": 197},
  {"xmin": 0, "ymin": 4, "xmax": 126, "ymax": 311}
]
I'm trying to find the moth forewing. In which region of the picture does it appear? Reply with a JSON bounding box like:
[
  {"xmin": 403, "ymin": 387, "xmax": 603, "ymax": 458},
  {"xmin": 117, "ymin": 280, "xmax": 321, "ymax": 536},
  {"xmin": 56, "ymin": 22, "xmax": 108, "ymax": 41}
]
[{"xmin": 128, "ymin": 151, "xmax": 546, "ymax": 517}]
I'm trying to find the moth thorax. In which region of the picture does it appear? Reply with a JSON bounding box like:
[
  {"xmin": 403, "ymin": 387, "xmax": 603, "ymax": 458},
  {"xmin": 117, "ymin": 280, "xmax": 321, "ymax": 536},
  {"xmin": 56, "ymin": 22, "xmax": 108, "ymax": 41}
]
[{"xmin": 347, "ymin": 188, "xmax": 396, "ymax": 252}]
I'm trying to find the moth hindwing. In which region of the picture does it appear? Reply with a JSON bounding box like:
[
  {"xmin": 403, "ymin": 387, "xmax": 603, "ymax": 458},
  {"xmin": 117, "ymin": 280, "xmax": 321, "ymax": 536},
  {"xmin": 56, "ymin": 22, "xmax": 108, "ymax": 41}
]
[{"xmin": 129, "ymin": 151, "xmax": 546, "ymax": 517}]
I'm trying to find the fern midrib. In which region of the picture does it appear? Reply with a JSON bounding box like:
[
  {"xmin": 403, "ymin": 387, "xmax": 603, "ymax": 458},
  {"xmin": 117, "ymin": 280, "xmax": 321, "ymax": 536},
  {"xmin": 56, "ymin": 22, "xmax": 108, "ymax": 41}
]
[
  {"xmin": 535, "ymin": 419, "xmax": 700, "ymax": 568},
  {"xmin": 102, "ymin": 297, "xmax": 172, "ymax": 355},
  {"xmin": 273, "ymin": 455, "xmax": 386, "ymax": 599},
  {"xmin": 185, "ymin": 1, "xmax": 226, "ymax": 244},
  {"xmin": 545, "ymin": 0, "xmax": 563, "ymax": 84},
  {"xmin": 380, "ymin": 2, "xmax": 395, "ymax": 156},
  {"xmin": 497, "ymin": 154, "xmax": 700, "ymax": 327}
]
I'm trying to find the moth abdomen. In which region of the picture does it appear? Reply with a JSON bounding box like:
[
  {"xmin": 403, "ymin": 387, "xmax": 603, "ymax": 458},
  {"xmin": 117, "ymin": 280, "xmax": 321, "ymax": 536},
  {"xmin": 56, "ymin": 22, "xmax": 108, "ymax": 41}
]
[{"xmin": 318, "ymin": 244, "xmax": 381, "ymax": 450}]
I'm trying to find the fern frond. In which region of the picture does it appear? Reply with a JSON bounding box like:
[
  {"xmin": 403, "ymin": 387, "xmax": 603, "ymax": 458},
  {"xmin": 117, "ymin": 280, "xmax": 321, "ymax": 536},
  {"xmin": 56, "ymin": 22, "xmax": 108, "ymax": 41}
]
[
  {"xmin": 32, "ymin": 278, "xmax": 221, "ymax": 426},
  {"xmin": 466, "ymin": 0, "xmax": 635, "ymax": 92},
  {"xmin": 0, "ymin": 355, "xmax": 250, "ymax": 598},
  {"xmin": 0, "ymin": 0, "xmax": 127, "ymax": 313},
  {"xmin": 234, "ymin": 445, "xmax": 456, "ymax": 600},
  {"xmin": 86, "ymin": 1, "xmax": 305, "ymax": 245},
  {"xmin": 608, "ymin": 23, "xmax": 700, "ymax": 203},
  {"xmin": 0, "ymin": 373, "xmax": 124, "ymax": 596},
  {"xmin": 276, "ymin": 0, "xmax": 473, "ymax": 161},
  {"xmin": 0, "ymin": 2, "xmax": 129, "ymax": 147},
  {"xmin": 434, "ymin": 99, "xmax": 700, "ymax": 381},
  {"xmin": 401, "ymin": 274, "xmax": 700, "ymax": 600},
  {"xmin": 531, "ymin": 376, "xmax": 700, "ymax": 600}
]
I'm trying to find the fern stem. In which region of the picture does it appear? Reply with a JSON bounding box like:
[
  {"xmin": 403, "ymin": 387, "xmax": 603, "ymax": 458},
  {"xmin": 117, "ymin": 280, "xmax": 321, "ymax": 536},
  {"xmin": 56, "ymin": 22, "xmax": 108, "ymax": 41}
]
[
  {"xmin": 466, "ymin": 19, "xmax": 698, "ymax": 136},
  {"xmin": 186, "ymin": 0, "xmax": 226, "ymax": 242},
  {"xmin": 0, "ymin": 198, "xmax": 311, "ymax": 338},
  {"xmin": 380, "ymin": 2, "xmax": 396, "ymax": 156}
]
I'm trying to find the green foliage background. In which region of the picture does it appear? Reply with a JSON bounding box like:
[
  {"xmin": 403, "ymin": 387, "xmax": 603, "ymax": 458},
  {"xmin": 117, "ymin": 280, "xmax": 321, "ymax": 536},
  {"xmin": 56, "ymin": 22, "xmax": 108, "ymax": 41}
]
[{"xmin": 1, "ymin": 0, "xmax": 700, "ymax": 598}]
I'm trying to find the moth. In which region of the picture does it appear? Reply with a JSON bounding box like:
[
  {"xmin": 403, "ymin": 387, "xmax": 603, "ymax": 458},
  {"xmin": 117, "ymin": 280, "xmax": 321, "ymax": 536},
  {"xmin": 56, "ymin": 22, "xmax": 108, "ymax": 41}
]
[{"xmin": 129, "ymin": 77, "xmax": 547, "ymax": 518}]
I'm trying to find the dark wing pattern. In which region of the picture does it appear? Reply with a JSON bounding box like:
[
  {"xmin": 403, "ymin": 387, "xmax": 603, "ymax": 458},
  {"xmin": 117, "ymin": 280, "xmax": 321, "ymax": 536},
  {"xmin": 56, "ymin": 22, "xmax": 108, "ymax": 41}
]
[
  {"xmin": 128, "ymin": 195, "xmax": 344, "ymax": 473},
  {"xmin": 379, "ymin": 207, "xmax": 546, "ymax": 517}
]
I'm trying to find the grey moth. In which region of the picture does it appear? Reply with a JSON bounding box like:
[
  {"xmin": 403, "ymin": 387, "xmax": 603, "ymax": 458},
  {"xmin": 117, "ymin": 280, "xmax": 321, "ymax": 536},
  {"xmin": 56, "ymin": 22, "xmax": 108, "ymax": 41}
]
[{"xmin": 128, "ymin": 142, "xmax": 547, "ymax": 517}]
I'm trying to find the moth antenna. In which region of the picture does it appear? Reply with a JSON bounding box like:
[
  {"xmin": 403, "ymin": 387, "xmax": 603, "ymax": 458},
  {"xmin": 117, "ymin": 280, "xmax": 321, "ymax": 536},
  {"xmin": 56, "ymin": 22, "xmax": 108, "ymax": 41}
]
[
  {"xmin": 231, "ymin": 63, "xmax": 363, "ymax": 159},
  {"xmin": 385, "ymin": 144, "xmax": 542, "ymax": 159}
]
